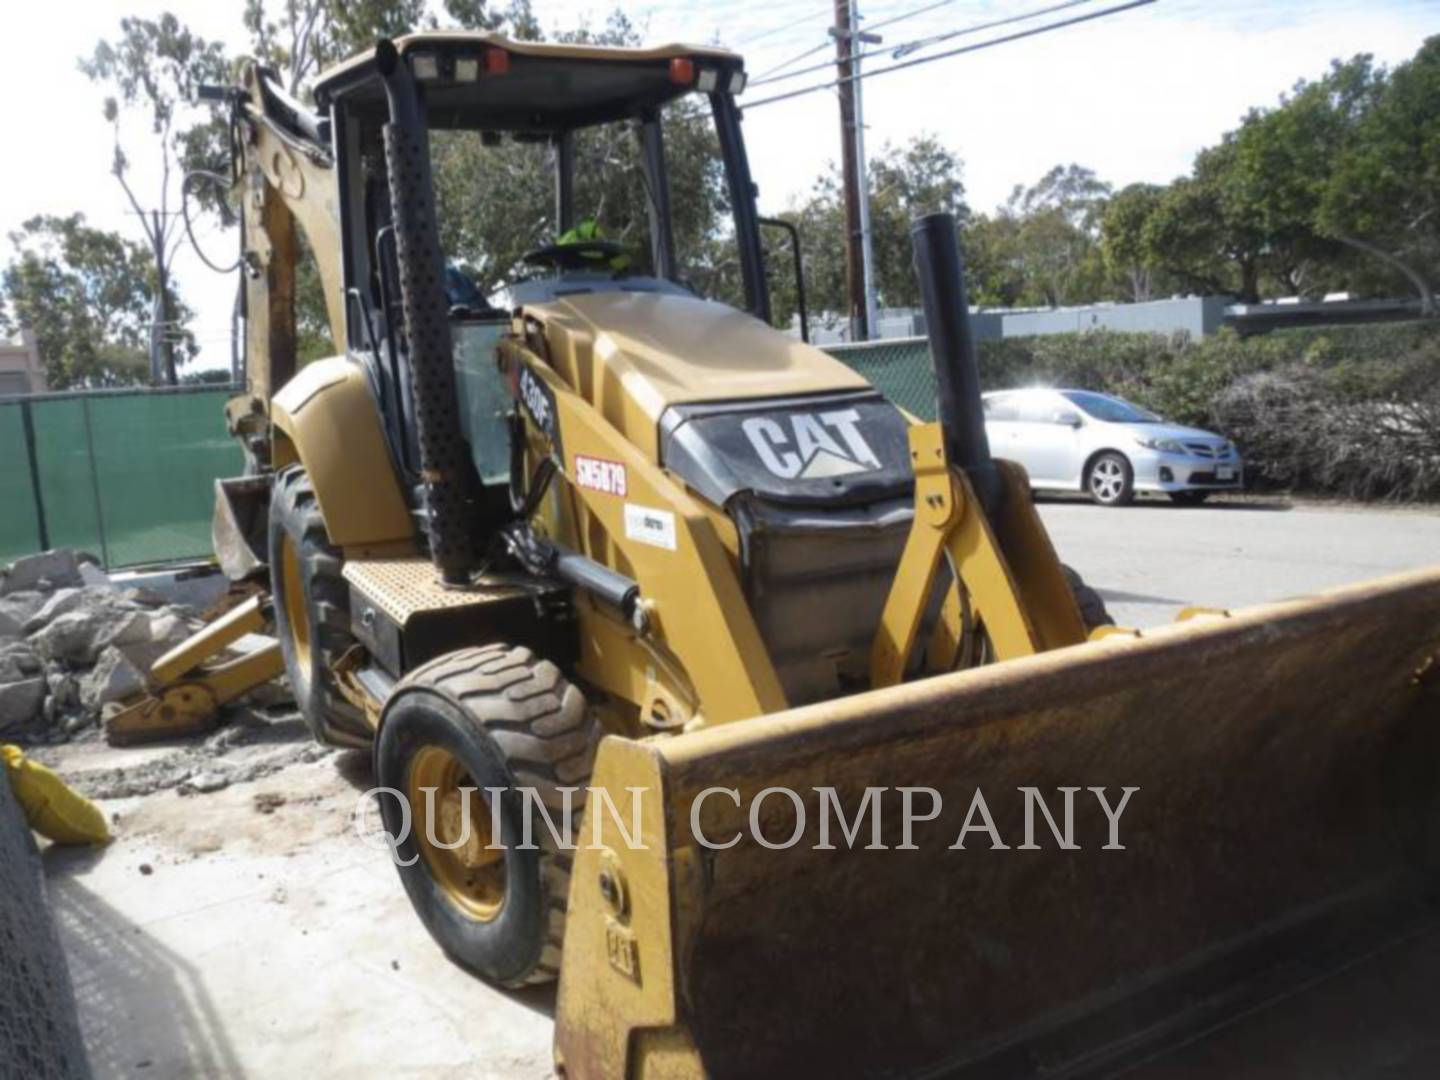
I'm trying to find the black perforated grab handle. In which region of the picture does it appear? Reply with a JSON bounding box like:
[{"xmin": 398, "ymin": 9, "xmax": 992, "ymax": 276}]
[{"xmin": 377, "ymin": 39, "xmax": 475, "ymax": 585}]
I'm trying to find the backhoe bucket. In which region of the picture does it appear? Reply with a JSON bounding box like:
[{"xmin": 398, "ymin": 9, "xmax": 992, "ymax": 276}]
[
  {"xmin": 555, "ymin": 567, "xmax": 1440, "ymax": 1078},
  {"xmin": 211, "ymin": 475, "xmax": 270, "ymax": 581}
]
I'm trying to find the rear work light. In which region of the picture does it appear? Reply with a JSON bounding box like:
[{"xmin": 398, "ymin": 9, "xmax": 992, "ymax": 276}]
[
  {"xmin": 454, "ymin": 56, "xmax": 480, "ymax": 82},
  {"xmin": 696, "ymin": 67, "xmax": 719, "ymax": 93}
]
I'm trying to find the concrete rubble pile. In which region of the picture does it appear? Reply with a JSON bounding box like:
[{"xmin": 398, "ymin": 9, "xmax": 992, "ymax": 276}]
[{"xmin": 0, "ymin": 549, "xmax": 209, "ymax": 744}]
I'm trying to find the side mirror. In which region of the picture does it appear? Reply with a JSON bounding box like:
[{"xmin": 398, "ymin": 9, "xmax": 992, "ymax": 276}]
[
  {"xmin": 1054, "ymin": 410, "xmax": 1083, "ymax": 428},
  {"xmin": 759, "ymin": 217, "xmax": 809, "ymax": 343}
]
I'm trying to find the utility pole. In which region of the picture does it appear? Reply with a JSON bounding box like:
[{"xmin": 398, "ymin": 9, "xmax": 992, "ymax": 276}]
[{"xmin": 831, "ymin": 0, "xmax": 880, "ymax": 341}]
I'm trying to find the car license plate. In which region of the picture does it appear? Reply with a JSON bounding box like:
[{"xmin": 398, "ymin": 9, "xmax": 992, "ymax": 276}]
[{"xmin": 1216, "ymin": 467, "xmax": 1236, "ymax": 481}]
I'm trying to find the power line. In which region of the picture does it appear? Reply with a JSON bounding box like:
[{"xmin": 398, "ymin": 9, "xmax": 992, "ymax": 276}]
[
  {"xmin": 752, "ymin": 0, "xmax": 1098, "ymax": 87},
  {"xmin": 751, "ymin": 0, "xmax": 1058, "ymax": 81},
  {"xmin": 753, "ymin": 37, "xmax": 831, "ymax": 80},
  {"xmin": 743, "ymin": 0, "xmax": 1156, "ymax": 108},
  {"xmin": 865, "ymin": 0, "xmax": 966, "ymax": 35},
  {"xmin": 732, "ymin": 5, "xmax": 834, "ymax": 49}
]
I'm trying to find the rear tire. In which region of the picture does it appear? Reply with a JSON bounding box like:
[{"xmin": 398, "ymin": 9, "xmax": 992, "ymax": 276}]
[
  {"xmin": 376, "ymin": 645, "xmax": 595, "ymax": 988},
  {"xmin": 1169, "ymin": 491, "xmax": 1210, "ymax": 506},
  {"xmin": 1062, "ymin": 565, "xmax": 1114, "ymax": 630},
  {"xmin": 1086, "ymin": 452, "xmax": 1134, "ymax": 507},
  {"xmin": 269, "ymin": 465, "xmax": 368, "ymax": 748}
]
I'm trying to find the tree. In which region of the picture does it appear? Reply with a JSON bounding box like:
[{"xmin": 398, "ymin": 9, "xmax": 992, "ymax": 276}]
[
  {"xmin": 963, "ymin": 164, "xmax": 1111, "ymax": 309},
  {"xmin": 1143, "ymin": 141, "xmax": 1269, "ymax": 302},
  {"xmin": 1319, "ymin": 38, "xmax": 1440, "ymax": 312},
  {"xmin": 1101, "ymin": 183, "xmax": 1164, "ymax": 301},
  {"xmin": 0, "ymin": 214, "xmax": 192, "ymax": 388},
  {"xmin": 81, "ymin": 15, "xmax": 229, "ymax": 384},
  {"xmin": 1230, "ymin": 55, "xmax": 1378, "ymax": 299},
  {"xmin": 243, "ymin": 0, "xmax": 430, "ymax": 94},
  {"xmin": 867, "ymin": 135, "xmax": 968, "ymax": 308},
  {"xmin": 785, "ymin": 134, "xmax": 968, "ymax": 326}
]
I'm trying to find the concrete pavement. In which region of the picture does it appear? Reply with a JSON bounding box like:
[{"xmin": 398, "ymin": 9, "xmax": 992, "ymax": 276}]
[{"xmin": 1038, "ymin": 495, "xmax": 1440, "ymax": 628}]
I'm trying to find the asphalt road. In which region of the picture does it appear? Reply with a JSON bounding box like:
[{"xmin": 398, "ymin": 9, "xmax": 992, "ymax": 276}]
[{"xmin": 1036, "ymin": 494, "xmax": 1440, "ymax": 628}]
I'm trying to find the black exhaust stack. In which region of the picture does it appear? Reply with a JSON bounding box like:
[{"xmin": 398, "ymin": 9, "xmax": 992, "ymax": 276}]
[
  {"xmin": 376, "ymin": 39, "xmax": 473, "ymax": 585},
  {"xmin": 910, "ymin": 211, "xmax": 1003, "ymax": 517}
]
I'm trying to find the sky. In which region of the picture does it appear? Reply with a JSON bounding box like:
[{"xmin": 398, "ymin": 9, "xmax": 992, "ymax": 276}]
[{"xmin": 1, "ymin": 0, "xmax": 1435, "ymax": 370}]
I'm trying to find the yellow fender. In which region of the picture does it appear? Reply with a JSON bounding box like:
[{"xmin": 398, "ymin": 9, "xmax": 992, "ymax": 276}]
[{"xmin": 2, "ymin": 745, "xmax": 110, "ymax": 846}]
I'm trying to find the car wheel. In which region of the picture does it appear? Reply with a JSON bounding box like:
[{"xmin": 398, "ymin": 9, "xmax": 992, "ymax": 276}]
[
  {"xmin": 1086, "ymin": 452, "xmax": 1134, "ymax": 507},
  {"xmin": 1169, "ymin": 491, "xmax": 1210, "ymax": 506}
]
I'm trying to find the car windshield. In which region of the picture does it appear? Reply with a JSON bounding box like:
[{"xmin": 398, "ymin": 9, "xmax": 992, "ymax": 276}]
[{"xmin": 1061, "ymin": 391, "xmax": 1161, "ymax": 424}]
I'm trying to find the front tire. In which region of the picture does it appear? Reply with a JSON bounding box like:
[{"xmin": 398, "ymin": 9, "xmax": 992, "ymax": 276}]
[
  {"xmin": 1086, "ymin": 452, "xmax": 1134, "ymax": 507},
  {"xmin": 376, "ymin": 645, "xmax": 595, "ymax": 987},
  {"xmin": 269, "ymin": 465, "xmax": 368, "ymax": 747}
]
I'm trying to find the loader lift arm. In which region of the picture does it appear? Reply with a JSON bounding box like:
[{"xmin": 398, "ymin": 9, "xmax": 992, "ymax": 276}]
[{"xmin": 872, "ymin": 212, "xmax": 1091, "ymax": 686}]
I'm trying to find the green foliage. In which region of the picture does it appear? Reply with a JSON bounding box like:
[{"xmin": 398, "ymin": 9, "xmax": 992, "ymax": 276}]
[
  {"xmin": 0, "ymin": 215, "xmax": 190, "ymax": 388},
  {"xmin": 835, "ymin": 321, "xmax": 1440, "ymax": 499},
  {"xmin": 244, "ymin": 0, "xmax": 430, "ymax": 93},
  {"xmin": 971, "ymin": 321, "xmax": 1440, "ymax": 498},
  {"xmin": 786, "ymin": 134, "xmax": 967, "ymax": 323},
  {"xmin": 1101, "ymin": 183, "xmax": 1167, "ymax": 301}
]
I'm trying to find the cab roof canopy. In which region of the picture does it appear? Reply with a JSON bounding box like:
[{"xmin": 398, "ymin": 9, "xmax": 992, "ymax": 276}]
[{"xmin": 314, "ymin": 32, "xmax": 745, "ymax": 133}]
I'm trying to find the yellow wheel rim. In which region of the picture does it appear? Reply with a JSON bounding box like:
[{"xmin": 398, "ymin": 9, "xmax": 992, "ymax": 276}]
[
  {"xmin": 407, "ymin": 746, "xmax": 506, "ymax": 922},
  {"xmin": 279, "ymin": 534, "xmax": 313, "ymax": 674}
]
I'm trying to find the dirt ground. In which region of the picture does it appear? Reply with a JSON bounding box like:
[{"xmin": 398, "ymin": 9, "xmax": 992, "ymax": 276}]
[{"xmin": 38, "ymin": 716, "xmax": 556, "ymax": 1079}]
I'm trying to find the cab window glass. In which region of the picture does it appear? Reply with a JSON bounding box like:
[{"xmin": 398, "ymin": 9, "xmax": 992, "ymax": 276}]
[{"xmin": 452, "ymin": 322, "xmax": 511, "ymax": 483}]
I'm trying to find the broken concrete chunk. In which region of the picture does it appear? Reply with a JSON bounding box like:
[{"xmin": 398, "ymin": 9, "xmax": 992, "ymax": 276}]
[
  {"xmin": 79, "ymin": 561, "xmax": 110, "ymax": 588},
  {"xmin": 22, "ymin": 587, "xmax": 84, "ymax": 634},
  {"xmin": 0, "ymin": 677, "xmax": 46, "ymax": 734},
  {"xmin": 82, "ymin": 646, "xmax": 147, "ymax": 710},
  {"xmin": 46, "ymin": 671, "xmax": 81, "ymax": 712},
  {"xmin": 104, "ymin": 609, "xmax": 192, "ymax": 672},
  {"xmin": 179, "ymin": 770, "xmax": 231, "ymax": 795},
  {"xmin": 0, "ymin": 592, "xmax": 46, "ymax": 635},
  {"xmin": 1, "ymin": 550, "xmax": 83, "ymax": 595},
  {"xmin": 33, "ymin": 608, "xmax": 137, "ymax": 667},
  {"xmin": 0, "ymin": 642, "xmax": 43, "ymax": 683}
]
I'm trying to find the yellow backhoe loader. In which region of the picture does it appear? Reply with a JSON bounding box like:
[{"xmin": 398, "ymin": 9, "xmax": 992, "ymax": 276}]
[{"xmin": 128, "ymin": 31, "xmax": 1440, "ymax": 1077}]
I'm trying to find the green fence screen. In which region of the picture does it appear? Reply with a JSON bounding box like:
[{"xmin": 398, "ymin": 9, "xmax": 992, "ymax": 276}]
[
  {"xmin": 824, "ymin": 338, "xmax": 936, "ymax": 420},
  {"xmin": 0, "ymin": 387, "xmax": 242, "ymax": 570}
]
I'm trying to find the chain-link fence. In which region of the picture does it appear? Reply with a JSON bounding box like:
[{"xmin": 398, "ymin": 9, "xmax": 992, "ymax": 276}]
[
  {"xmin": 0, "ymin": 769, "xmax": 92, "ymax": 1080},
  {"xmin": 0, "ymin": 386, "xmax": 242, "ymax": 570},
  {"xmin": 824, "ymin": 337, "xmax": 936, "ymax": 420}
]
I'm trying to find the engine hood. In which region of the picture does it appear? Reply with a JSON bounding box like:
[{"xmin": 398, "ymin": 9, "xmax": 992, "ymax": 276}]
[{"xmin": 523, "ymin": 290, "xmax": 871, "ymax": 460}]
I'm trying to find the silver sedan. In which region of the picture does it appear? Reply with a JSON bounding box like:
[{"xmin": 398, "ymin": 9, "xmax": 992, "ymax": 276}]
[{"xmin": 982, "ymin": 388, "xmax": 1244, "ymax": 506}]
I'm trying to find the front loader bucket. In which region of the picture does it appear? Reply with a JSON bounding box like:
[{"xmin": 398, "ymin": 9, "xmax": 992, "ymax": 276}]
[{"xmin": 555, "ymin": 567, "xmax": 1440, "ymax": 1078}]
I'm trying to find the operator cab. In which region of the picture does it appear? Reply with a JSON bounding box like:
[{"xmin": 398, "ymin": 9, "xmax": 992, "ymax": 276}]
[{"xmin": 311, "ymin": 32, "xmax": 766, "ymax": 496}]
